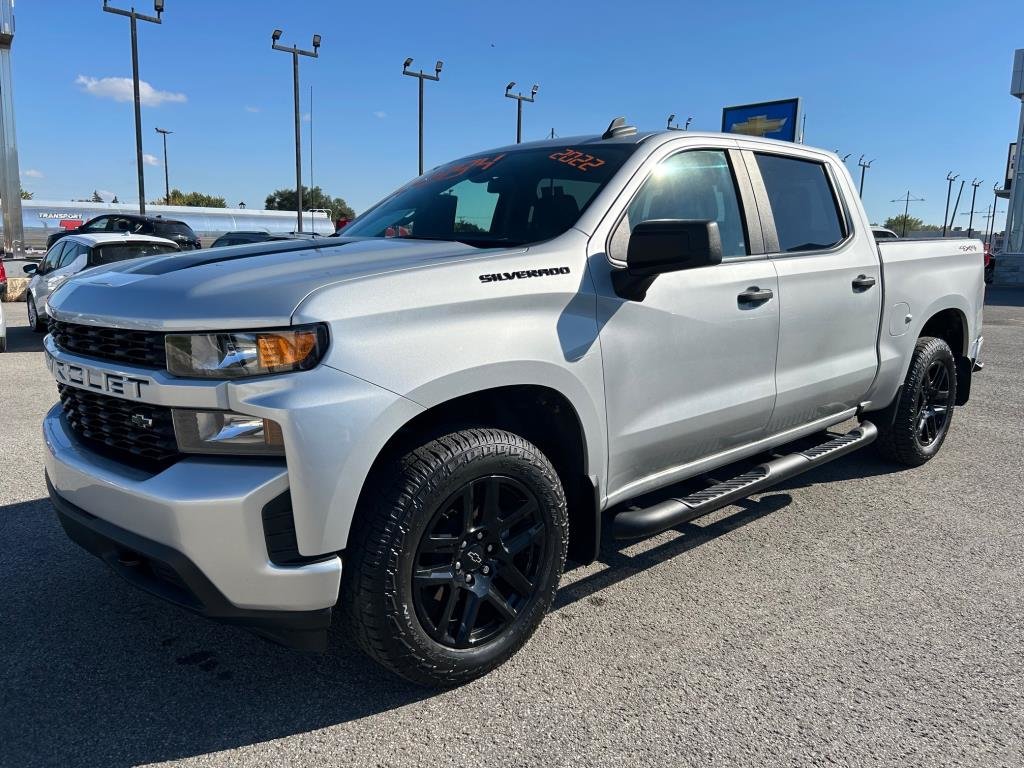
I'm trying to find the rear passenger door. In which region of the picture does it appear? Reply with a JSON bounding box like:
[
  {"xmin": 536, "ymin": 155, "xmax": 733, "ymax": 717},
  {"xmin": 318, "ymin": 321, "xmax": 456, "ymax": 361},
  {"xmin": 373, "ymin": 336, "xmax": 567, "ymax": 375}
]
[{"xmin": 747, "ymin": 151, "xmax": 881, "ymax": 433}]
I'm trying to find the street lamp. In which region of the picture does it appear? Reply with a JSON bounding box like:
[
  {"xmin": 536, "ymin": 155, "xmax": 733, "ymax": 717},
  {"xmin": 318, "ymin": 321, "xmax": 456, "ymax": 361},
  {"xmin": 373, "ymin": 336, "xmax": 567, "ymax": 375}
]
[
  {"xmin": 942, "ymin": 172, "xmax": 959, "ymax": 237},
  {"xmin": 666, "ymin": 114, "xmax": 692, "ymax": 131},
  {"xmin": 272, "ymin": 28, "xmax": 321, "ymax": 232},
  {"xmin": 154, "ymin": 127, "xmax": 172, "ymax": 205},
  {"xmin": 966, "ymin": 178, "xmax": 983, "ymax": 238},
  {"xmin": 102, "ymin": 0, "xmax": 164, "ymax": 215},
  {"xmin": 505, "ymin": 81, "xmax": 538, "ymax": 144},
  {"xmin": 403, "ymin": 57, "xmax": 443, "ymax": 175}
]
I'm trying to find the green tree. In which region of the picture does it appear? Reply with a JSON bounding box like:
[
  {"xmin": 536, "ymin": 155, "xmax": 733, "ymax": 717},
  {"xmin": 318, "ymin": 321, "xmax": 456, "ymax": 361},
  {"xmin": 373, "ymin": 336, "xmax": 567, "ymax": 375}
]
[
  {"xmin": 884, "ymin": 214, "xmax": 923, "ymax": 234},
  {"xmin": 162, "ymin": 189, "xmax": 227, "ymax": 208},
  {"xmin": 90, "ymin": 190, "xmax": 104, "ymax": 202},
  {"xmin": 20, "ymin": 188, "xmax": 32, "ymax": 200},
  {"xmin": 111, "ymin": 195, "xmax": 120, "ymax": 204},
  {"xmin": 265, "ymin": 186, "xmax": 355, "ymax": 220}
]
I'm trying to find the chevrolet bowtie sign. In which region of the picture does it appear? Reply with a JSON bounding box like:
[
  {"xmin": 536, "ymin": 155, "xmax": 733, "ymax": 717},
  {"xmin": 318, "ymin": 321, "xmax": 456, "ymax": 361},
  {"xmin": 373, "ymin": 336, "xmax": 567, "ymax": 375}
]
[{"xmin": 722, "ymin": 98, "xmax": 801, "ymax": 143}]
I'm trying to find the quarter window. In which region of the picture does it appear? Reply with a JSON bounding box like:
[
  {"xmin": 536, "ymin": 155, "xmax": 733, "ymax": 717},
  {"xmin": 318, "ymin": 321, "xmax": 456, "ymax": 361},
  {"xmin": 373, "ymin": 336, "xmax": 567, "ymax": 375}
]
[
  {"xmin": 612, "ymin": 150, "xmax": 748, "ymax": 260},
  {"xmin": 755, "ymin": 154, "xmax": 845, "ymax": 253}
]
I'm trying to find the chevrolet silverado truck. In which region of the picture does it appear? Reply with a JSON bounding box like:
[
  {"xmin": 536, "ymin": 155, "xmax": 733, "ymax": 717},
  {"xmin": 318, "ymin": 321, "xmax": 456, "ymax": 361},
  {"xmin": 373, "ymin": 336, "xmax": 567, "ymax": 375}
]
[{"xmin": 42, "ymin": 120, "xmax": 984, "ymax": 687}]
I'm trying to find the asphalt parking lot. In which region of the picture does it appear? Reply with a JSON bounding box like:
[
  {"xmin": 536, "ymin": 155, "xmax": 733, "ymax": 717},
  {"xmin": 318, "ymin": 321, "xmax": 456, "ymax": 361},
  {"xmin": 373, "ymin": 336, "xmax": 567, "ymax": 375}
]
[{"xmin": 1, "ymin": 292, "xmax": 1022, "ymax": 768}]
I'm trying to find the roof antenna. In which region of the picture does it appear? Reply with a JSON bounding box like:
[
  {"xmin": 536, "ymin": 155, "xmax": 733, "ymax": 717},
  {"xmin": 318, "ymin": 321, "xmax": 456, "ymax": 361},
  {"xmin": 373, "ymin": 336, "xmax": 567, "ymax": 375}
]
[{"xmin": 602, "ymin": 116, "xmax": 637, "ymax": 140}]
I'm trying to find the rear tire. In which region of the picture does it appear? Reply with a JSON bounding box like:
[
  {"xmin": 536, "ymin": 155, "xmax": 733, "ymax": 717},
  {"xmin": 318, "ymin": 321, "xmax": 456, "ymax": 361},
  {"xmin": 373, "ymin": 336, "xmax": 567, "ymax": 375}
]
[
  {"xmin": 27, "ymin": 294, "xmax": 45, "ymax": 333},
  {"xmin": 875, "ymin": 336, "xmax": 957, "ymax": 467},
  {"xmin": 341, "ymin": 428, "xmax": 567, "ymax": 687}
]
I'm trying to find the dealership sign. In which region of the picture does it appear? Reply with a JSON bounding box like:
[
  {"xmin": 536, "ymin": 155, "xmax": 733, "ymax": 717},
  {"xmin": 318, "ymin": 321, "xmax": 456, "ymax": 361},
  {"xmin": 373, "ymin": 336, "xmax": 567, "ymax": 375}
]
[{"xmin": 722, "ymin": 98, "xmax": 801, "ymax": 142}]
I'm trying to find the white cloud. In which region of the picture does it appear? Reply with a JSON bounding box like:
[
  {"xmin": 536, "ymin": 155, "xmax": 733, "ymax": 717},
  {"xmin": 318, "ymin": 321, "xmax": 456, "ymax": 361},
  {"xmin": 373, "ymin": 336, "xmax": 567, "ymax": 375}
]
[
  {"xmin": 75, "ymin": 75, "xmax": 186, "ymax": 107},
  {"xmin": 245, "ymin": 105, "xmax": 260, "ymax": 113},
  {"xmin": 373, "ymin": 110, "xmax": 387, "ymax": 119},
  {"xmin": 22, "ymin": 168, "xmax": 44, "ymax": 178},
  {"xmin": 142, "ymin": 153, "xmax": 159, "ymax": 166}
]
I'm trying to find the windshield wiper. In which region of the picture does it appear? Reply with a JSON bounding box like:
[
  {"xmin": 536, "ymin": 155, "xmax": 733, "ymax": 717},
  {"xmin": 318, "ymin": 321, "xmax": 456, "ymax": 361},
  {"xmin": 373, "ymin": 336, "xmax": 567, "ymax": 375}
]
[{"xmin": 389, "ymin": 234, "xmax": 526, "ymax": 248}]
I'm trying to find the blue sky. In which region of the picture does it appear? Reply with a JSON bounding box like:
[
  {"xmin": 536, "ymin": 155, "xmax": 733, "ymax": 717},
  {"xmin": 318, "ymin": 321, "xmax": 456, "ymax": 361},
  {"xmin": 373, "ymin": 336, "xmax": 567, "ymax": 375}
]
[{"xmin": 12, "ymin": 0, "xmax": 1023, "ymax": 230}]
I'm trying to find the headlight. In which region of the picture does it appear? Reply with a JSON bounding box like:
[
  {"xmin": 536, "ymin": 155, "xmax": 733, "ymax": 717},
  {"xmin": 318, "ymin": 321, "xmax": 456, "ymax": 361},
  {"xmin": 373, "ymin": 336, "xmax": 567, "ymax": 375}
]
[
  {"xmin": 172, "ymin": 409, "xmax": 285, "ymax": 455},
  {"xmin": 165, "ymin": 325, "xmax": 328, "ymax": 378}
]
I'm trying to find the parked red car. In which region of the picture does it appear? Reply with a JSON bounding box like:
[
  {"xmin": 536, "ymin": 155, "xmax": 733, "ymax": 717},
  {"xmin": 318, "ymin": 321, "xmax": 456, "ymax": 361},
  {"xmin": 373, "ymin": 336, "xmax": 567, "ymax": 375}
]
[{"xmin": 984, "ymin": 243, "xmax": 995, "ymax": 285}]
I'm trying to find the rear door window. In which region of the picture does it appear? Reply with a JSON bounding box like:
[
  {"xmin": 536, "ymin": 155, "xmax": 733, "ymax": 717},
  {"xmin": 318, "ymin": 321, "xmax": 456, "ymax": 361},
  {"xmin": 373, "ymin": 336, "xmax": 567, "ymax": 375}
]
[
  {"xmin": 755, "ymin": 154, "xmax": 846, "ymax": 253},
  {"xmin": 89, "ymin": 242, "xmax": 180, "ymax": 267}
]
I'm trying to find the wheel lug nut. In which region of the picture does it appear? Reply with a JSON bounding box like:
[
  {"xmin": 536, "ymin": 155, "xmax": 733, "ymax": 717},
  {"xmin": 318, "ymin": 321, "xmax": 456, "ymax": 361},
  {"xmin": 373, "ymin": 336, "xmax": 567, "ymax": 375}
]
[
  {"xmin": 476, "ymin": 531, "xmax": 484, "ymax": 540},
  {"xmin": 455, "ymin": 561, "xmax": 461, "ymax": 570},
  {"xmin": 465, "ymin": 574, "xmax": 473, "ymax": 584},
  {"xmin": 486, "ymin": 544, "xmax": 494, "ymax": 553},
  {"xmin": 481, "ymin": 565, "xmax": 490, "ymax": 575},
  {"xmin": 460, "ymin": 540, "xmax": 467, "ymax": 549}
]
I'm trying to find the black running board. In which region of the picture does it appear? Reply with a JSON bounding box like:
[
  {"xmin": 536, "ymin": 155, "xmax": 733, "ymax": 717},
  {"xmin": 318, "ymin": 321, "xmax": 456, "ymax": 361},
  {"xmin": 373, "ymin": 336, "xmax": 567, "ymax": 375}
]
[{"xmin": 612, "ymin": 421, "xmax": 878, "ymax": 541}]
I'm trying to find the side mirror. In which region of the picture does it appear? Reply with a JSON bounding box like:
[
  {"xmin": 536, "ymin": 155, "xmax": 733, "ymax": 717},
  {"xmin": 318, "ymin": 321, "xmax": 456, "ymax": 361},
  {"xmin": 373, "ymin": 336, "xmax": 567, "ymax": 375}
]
[
  {"xmin": 612, "ymin": 219, "xmax": 723, "ymax": 300},
  {"xmin": 22, "ymin": 263, "xmax": 37, "ymax": 275}
]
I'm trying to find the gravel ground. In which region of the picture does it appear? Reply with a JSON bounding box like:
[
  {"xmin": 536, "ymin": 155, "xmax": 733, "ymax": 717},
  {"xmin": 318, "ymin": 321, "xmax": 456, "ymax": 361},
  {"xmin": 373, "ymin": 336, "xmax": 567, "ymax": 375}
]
[{"xmin": 1, "ymin": 292, "xmax": 1022, "ymax": 768}]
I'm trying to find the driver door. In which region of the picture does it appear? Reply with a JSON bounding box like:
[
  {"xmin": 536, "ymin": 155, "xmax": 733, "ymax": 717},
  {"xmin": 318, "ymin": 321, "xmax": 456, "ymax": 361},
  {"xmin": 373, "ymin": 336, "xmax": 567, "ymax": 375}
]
[{"xmin": 591, "ymin": 144, "xmax": 780, "ymax": 502}]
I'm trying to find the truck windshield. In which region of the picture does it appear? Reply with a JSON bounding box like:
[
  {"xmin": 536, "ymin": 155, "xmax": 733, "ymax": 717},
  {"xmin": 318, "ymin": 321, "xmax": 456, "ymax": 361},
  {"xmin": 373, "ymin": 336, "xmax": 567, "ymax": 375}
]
[
  {"xmin": 89, "ymin": 242, "xmax": 179, "ymax": 267},
  {"xmin": 343, "ymin": 144, "xmax": 637, "ymax": 247}
]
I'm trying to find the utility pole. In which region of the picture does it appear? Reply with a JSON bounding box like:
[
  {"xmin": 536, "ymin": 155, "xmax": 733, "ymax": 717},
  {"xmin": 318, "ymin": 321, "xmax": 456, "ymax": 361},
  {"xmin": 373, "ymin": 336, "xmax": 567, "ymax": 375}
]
[
  {"xmin": 505, "ymin": 82, "xmax": 538, "ymax": 144},
  {"xmin": 890, "ymin": 190, "xmax": 925, "ymax": 237},
  {"xmin": 154, "ymin": 127, "xmax": 171, "ymax": 205},
  {"xmin": 403, "ymin": 57, "xmax": 443, "ymax": 175},
  {"xmin": 966, "ymin": 178, "xmax": 983, "ymax": 238},
  {"xmin": 857, "ymin": 156, "xmax": 873, "ymax": 197},
  {"xmin": 103, "ymin": 0, "xmax": 164, "ymax": 215},
  {"xmin": 271, "ymin": 29, "xmax": 321, "ymax": 232},
  {"xmin": 942, "ymin": 172, "xmax": 958, "ymax": 237}
]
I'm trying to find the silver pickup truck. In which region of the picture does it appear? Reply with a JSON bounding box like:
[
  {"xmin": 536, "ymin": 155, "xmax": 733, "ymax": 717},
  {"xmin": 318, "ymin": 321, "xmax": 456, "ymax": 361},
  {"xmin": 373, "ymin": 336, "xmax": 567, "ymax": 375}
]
[{"xmin": 42, "ymin": 121, "xmax": 984, "ymax": 686}]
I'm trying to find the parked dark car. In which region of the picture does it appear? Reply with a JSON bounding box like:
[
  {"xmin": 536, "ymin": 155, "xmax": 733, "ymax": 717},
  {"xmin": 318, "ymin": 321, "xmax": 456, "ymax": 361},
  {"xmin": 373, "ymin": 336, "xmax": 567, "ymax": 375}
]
[{"xmin": 46, "ymin": 213, "xmax": 202, "ymax": 251}]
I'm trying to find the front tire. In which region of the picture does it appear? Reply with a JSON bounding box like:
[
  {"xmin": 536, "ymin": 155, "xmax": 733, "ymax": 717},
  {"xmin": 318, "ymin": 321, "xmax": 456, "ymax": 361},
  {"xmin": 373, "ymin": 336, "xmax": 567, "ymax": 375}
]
[
  {"xmin": 26, "ymin": 294, "xmax": 45, "ymax": 333},
  {"xmin": 875, "ymin": 336, "xmax": 957, "ymax": 467},
  {"xmin": 341, "ymin": 428, "xmax": 567, "ymax": 687}
]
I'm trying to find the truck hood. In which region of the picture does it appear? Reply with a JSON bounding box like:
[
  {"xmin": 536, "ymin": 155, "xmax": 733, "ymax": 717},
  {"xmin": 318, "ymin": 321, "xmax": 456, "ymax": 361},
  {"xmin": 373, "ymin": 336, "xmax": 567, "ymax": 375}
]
[{"xmin": 47, "ymin": 237, "xmax": 518, "ymax": 331}]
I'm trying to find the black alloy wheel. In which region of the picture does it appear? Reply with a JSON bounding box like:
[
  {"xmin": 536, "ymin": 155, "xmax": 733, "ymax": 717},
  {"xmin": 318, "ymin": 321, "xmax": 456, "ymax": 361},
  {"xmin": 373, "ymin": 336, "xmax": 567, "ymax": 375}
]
[
  {"xmin": 914, "ymin": 359, "xmax": 951, "ymax": 447},
  {"xmin": 412, "ymin": 475, "xmax": 546, "ymax": 649}
]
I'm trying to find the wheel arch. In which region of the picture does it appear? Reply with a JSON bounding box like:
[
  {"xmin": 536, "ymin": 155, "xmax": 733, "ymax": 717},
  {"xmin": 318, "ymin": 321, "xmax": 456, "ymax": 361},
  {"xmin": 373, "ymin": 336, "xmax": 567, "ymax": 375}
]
[{"xmin": 350, "ymin": 382, "xmax": 603, "ymax": 565}]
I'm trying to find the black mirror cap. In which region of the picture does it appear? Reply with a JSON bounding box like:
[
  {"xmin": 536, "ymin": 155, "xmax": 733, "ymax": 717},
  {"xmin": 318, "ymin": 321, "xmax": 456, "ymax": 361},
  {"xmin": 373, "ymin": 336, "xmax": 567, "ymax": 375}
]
[
  {"xmin": 626, "ymin": 219, "xmax": 723, "ymax": 277},
  {"xmin": 22, "ymin": 263, "xmax": 37, "ymax": 275}
]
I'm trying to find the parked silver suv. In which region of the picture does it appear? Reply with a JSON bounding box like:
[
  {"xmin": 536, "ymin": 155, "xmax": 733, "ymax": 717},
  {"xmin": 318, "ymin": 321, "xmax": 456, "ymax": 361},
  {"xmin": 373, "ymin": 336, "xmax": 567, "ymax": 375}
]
[{"xmin": 25, "ymin": 233, "xmax": 179, "ymax": 331}]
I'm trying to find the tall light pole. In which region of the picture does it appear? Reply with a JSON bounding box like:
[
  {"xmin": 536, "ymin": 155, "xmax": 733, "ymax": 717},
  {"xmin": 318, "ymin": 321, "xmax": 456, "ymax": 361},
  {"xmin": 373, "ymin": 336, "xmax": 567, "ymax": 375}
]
[
  {"xmin": 272, "ymin": 29, "xmax": 320, "ymax": 232},
  {"xmin": 103, "ymin": 0, "xmax": 164, "ymax": 215},
  {"xmin": 948, "ymin": 178, "xmax": 966, "ymax": 234},
  {"xmin": 504, "ymin": 82, "xmax": 538, "ymax": 144},
  {"xmin": 154, "ymin": 127, "xmax": 171, "ymax": 205},
  {"xmin": 966, "ymin": 178, "xmax": 983, "ymax": 238},
  {"xmin": 403, "ymin": 57, "xmax": 442, "ymax": 175},
  {"xmin": 857, "ymin": 156, "xmax": 873, "ymax": 198},
  {"xmin": 942, "ymin": 172, "xmax": 959, "ymax": 237},
  {"xmin": 666, "ymin": 114, "xmax": 692, "ymax": 131}
]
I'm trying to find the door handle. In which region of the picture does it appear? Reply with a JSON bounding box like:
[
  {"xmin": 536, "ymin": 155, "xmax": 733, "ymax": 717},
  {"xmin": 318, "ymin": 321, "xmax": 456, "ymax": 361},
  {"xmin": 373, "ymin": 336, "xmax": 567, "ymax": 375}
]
[
  {"xmin": 737, "ymin": 287, "xmax": 774, "ymax": 304},
  {"xmin": 852, "ymin": 274, "xmax": 876, "ymax": 291}
]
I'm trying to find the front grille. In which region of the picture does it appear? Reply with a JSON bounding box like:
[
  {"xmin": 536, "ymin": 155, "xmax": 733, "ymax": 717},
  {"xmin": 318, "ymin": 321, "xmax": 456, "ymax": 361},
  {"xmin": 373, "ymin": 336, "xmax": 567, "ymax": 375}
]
[
  {"xmin": 49, "ymin": 319, "xmax": 167, "ymax": 369},
  {"xmin": 58, "ymin": 384, "xmax": 181, "ymax": 468}
]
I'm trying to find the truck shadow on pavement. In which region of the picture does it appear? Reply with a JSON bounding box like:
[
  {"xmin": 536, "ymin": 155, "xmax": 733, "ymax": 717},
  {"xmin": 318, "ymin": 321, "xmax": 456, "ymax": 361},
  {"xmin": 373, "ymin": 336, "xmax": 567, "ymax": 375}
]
[
  {"xmin": 2, "ymin": 324, "xmax": 45, "ymax": 353},
  {"xmin": 1, "ymin": 449, "xmax": 901, "ymax": 767}
]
